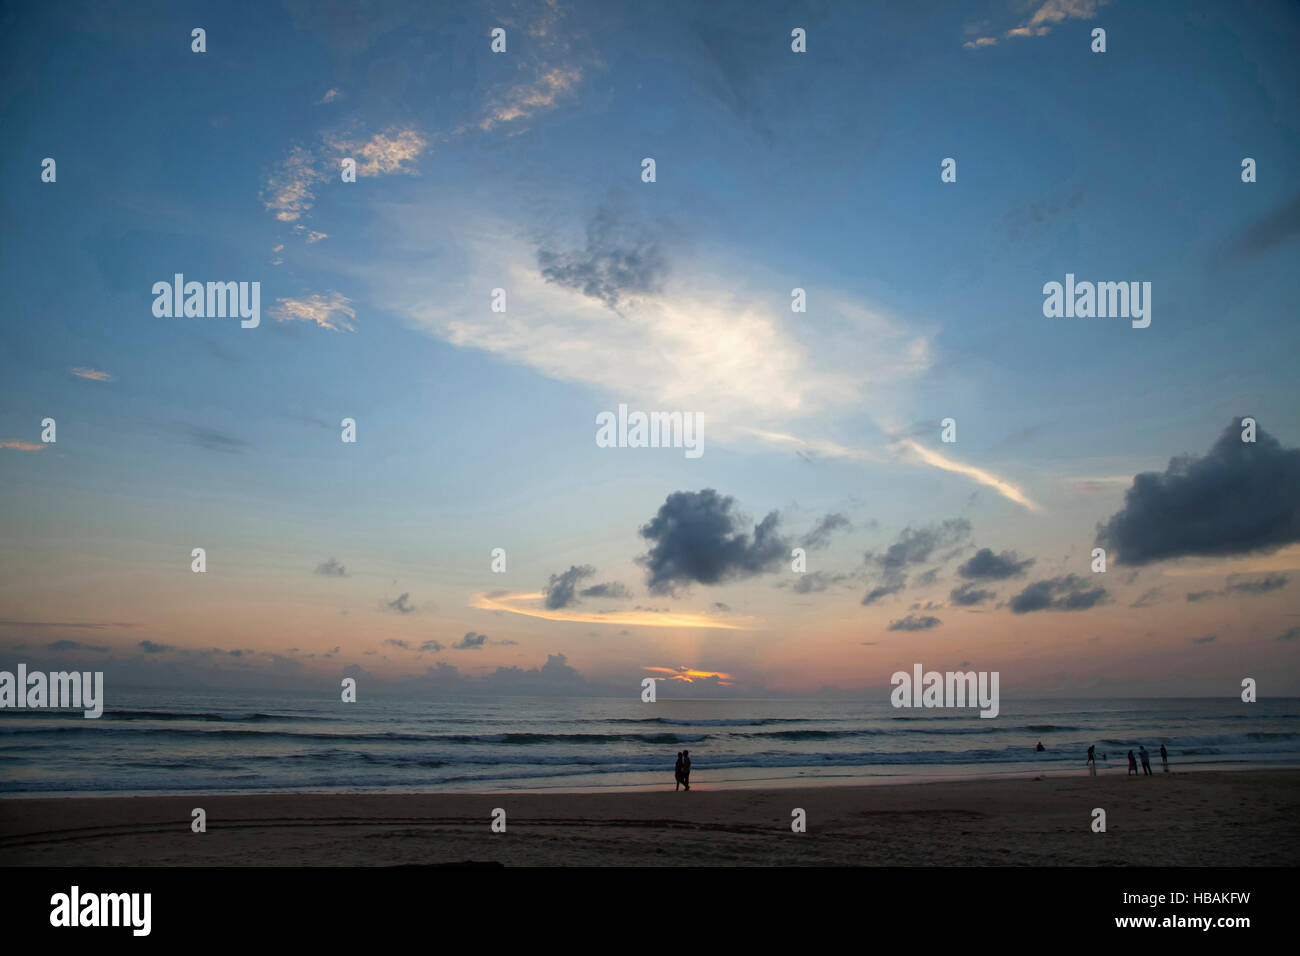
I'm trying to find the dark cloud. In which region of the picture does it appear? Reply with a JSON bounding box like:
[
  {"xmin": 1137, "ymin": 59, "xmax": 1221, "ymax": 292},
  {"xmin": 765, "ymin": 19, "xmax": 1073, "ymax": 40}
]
[
  {"xmin": 1186, "ymin": 590, "xmax": 1215, "ymax": 603},
  {"xmin": 950, "ymin": 583, "xmax": 996, "ymax": 606},
  {"xmin": 861, "ymin": 581, "xmax": 905, "ymax": 606},
  {"xmin": 544, "ymin": 565, "xmax": 596, "ymax": 609},
  {"xmin": 801, "ymin": 513, "xmax": 851, "ymax": 550},
  {"xmin": 1130, "ymin": 587, "xmax": 1162, "ymax": 608},
  {"xmin": 580, "ymin": 581, "xmax": 631, "ymax": 600},
  {"xmin": 638, "ymin": 489, "xmax": 788, "ymax": 595},
  {"xmin": 1010, "ymin": 575, "xmax": 1109, "ymax": 613},
  {"xmin": 314, "ymin": 557, "xmax": 347, "ymax": 577},
  {"xmin": 887, "ymin": 615, "xmax": 942, "ymax": 632},
  {"xmin": 138, "ymin": 640, "xmax": 174, "ymax": 654},
  {"xmin": 957, "ymin": 548, "xmax": 1035, "ymax": 580},
  {"xmin": 712, "ymin": 602, "xmax": 731, "ymax": 612},
  {"xmin": 452, "ymin": 631, "xmax": 488, "ymax": 650},
  {"xmin": 1192, "ymin": 635, "xmax": 1218, "ymax": 644},
  {"xmin": 182, "ymin": 424, "xmax": 250, "ymax": 454},
  {"xmin": 44, "ymin": 639, "xmax": 110, "ymax": 652},
  {"xmin": 1222, "ymin": 192, "xmax": 1300, "ymax": 261},
  {"xmin": 385, "ymin": 639, "xmax": 410, "ymax": 650},
  {"xmin": 872, "ymin": 519, "xmax": 971, "ymax": 571},
  {"xmin": 791, "ymin": 570, "xmax": 854, "ymax": 594},
  {"xmin": 419, "ymin": 640, "xmax": 443, "ymax": 653},
  {"xmin": 385, "ymin": 593, "xmax": 416, "ymax": 614},
  {"xmin": 913, "ymin": 567, "xmax": 940, "ymax": 587},
  {"xmin": 1227, "ymin": 573, "xmax": 1288, "ymax": 595},
  {"xmin": 1095, "ymin": 420, "xmax": 1300, "ymax": 565},
  {"xmin": 537, "ymin": 206, "xmax": 668, "ymax": 309}
]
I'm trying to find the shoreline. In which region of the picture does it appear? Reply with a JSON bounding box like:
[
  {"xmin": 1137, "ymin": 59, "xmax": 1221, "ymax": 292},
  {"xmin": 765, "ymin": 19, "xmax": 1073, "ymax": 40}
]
[{"xmin": 3, "ymin": 768, "xmax": 1296, "ymax": 866}]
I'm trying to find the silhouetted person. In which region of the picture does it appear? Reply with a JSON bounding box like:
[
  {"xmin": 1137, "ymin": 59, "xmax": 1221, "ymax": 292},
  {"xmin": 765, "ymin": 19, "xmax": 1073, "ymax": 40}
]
[
  {"xmin": 1127, "ymin": 750, "xmax": 1138, "ymax": 775},
  {"xmin": 1035, "ymin": 741, "xmax": 1045, "ymax": 752},
  {"xmin": 674, "ymin": 751, "xmax": 684, "ymax": 791},
  {"xmin": 1139, "ymin": 745, "xmax": 1152, "ymax": 776},
  {"xmin": 1160, "ymin": 744, "xmax": 1169, "ymax": 773},
  {"xmin": 1087, "ymin": 744, "xmax": 1097, "ymax": 776},
  {"xmin": 681, "ymin": 749, "xmax": 691, "ymax": 791}
]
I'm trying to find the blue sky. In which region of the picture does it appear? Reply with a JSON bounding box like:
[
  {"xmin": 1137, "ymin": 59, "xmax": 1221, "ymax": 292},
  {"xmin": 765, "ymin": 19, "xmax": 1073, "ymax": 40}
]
[{"xmin": 2, "ymin": 0, "xmax": 1298, "ymax": 697}]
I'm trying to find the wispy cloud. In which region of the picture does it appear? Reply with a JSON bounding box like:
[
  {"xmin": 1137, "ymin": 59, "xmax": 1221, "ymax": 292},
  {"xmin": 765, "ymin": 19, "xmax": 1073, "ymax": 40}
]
[
  {"xmin": 481, "ymin": 66, "xmax": 582, "ymax": 131},
  {"xmin": 324, "ymin": 127, "xmax": 427, "ymax": 176},
  {"xmin": 272, "ymin": 292, "xmax": 357, "ymax": 332},
  {"xmin": 965, "ymin": 0, "xmax": 1108, "ymax": 49},
  {"xmin": 70, "ymin": 367, "xmax": 113, "ymax": 381},
  {"xmin": 0, "ymin": 440, "xmax": 45, "ymax": 451},
  {"xmin": 472, "ymin": 591, "xmax": 749, "ymax": 630}
]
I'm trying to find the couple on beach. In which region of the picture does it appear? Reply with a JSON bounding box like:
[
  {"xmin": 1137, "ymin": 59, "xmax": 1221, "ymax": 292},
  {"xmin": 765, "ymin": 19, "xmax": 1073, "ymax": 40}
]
[
  {"xmin": 674, "ymin": 750, "xmax": 692, "ymax": 791},
  {"xmin": 1126, "ymin": 744, "xmax": 1167, "ymax": 776}
]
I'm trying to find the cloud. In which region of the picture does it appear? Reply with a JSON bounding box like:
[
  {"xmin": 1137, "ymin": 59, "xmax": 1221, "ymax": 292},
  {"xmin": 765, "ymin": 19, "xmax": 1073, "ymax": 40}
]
[
  {"xmin": 861, "ymin": 581, "xmax": 906, "ymax": 606},
  {"xmin": 1096, "ymin": 421, "xmax": 1300, "ymax": 565},
  {"xmin": 1278, "ymin": 627, "xmax": 1300, "ymax": 642},
  {"xmin": 44, "ymin": 639, "xmax": 109, "ymax": 652},
  {"xmin": 790, "ymin": 570, "xmax": 855, "ymax": 594},
  {"xmin": 643, "ymin": 664, "xmax": 734, "ymax": 685},
  {"xmin": 0, "ymin": 440, "xmax": 45, "ymax": 451},
  {"xmin": 638, "ymin": 489, "xmax": 788, "ymax": 595},
  {"xmin": 324, "ymin": 127, "xmax": 427, "ymax": 177},
  {"xmin": 261, "ymin": 146, "xmax": 325, "ymax": 223},
  {"xmin": 385, "ymin": 639, "xmax": 410, "ymax": 650},
  {"xmin": 538, "ymin": 205, "xmax": 669, "ymax": 309},
  {"xmin": 318, "ymin": 88, "xmax": 341, "ymax": 104},
  {"xmin": 887, "ymin": 614, "xmax": 942, "ymax": 631},
  {"xmin": 272, "ymin": 292, "xmax": 357, "ymax": 332},
  {"xmin": 183, "ymin": 425, "xmax": 251, "ymax": 454},
  {"xmin": 138, "ymin": 640, "xmax": 174, "ymax": 654},
  {"xmin": 314, "ymin": 558, "xmax": 348, "ymax": 577},
  {"xmin": 873, "ymin": 519, "xmax": 971, "ymax": 572},
  {"xmin": 1222, "ymin": 192, "xmax": 1300, "ymax": 261},
  {"xmin": 965, "ymin": 0, "xmax": 1107, "ymax": 48},
  {"xmin": 452, "ymin": 631, "xmax": 488, "ymax": 650},
  {"xmin": 419, "ymin": 640, "xmax": 443, "ymax": 653},
  {"xmin": 480, "ymin": 66, "xmax": 582, "ymax": 131},
  {"xmin": 1010, "ymin": 575, "xmax": 1109, "ymax": 613},
  {"xmin": 950, "ymin": 583, "xmax": 996, "ymax": 606},
  {"xmin": 1192, "ymin": 635, "xmax": 1218, "ymax": 644},
  {"xmin": 580, "ymin": 581, "xmax": 631, "ymax": 600},
  {"xmin": 1227, "ymin": 573, "xmax": 1289, "ymax": 595},
  {"xmin": 957, "ymin": 548, "xmax": 1035, "ymax": 580},
  {"xmin": 1130, "ymin": 587, "xmax": 1162, "ymax": 608},
  {"xmin": 385, "ymin": 593, "xmax": 416, "ymax": 614},
  {"xmin": 1186, "ymin": 590, "xmax": 1216, "ymax": 603},
  {"xmin": 471, "ymin": 590, "xmax": 747, "ymax": 630},
  {"xmin": 70, "ymin": 367, "xmax": 113, "ymax": 381},
  {"xmin": 800, "ymin": 513, "xmax": 852, "ymax": 550},
  {"xmin": 544, "ymin": 565, "xmax": 596, "ymax": 609}
]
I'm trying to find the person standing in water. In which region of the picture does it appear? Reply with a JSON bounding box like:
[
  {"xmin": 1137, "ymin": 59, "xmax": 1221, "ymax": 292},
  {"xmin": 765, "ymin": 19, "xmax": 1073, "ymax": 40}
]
[
  {"xmin": 1160, "ymin": 744, "xmax": 1169, "ymax": 773},
  {"xmin": 681, "ymin": 749, "xmax": 692, "ymax": 791},
  {"xmin": 1087, "ymin": 744, "xmax": 1097, "ymax": 776},
  {"xmin": 674, "ymin": 751, "xmax": 684, "ymax": 791}
]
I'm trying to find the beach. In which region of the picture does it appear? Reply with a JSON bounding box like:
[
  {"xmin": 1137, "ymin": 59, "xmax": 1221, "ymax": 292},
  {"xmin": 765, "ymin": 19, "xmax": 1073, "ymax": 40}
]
[{"xmin": 3, "ymin": 769, "xmax": 1296, "ymax": 867}]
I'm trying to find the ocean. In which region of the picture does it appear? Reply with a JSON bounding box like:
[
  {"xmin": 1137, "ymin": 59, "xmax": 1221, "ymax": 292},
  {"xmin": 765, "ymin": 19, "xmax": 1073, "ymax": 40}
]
[{"xmin": 2, "ymin": 692, "xmax": 1297, "ymax": 796}]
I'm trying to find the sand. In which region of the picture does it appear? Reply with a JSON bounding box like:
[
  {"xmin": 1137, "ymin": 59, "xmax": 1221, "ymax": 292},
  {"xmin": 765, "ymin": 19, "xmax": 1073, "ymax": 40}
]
[{"xmin": 1, "ymin": 769, "xmax": 1297, "ymax": 866}]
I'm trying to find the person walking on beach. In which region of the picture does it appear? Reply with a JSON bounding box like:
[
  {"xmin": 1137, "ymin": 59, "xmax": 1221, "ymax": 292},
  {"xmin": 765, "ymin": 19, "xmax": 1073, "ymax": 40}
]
[
  {"xmin": 1160, "ymin": 744, "xmax": 1169, "ymax": 773},
  {"xmin": 1139, "ymin": 745, "xmax": 1152, "ymax": 776},
  {"xmin": 674, "ymin": 751, "xmax": 684, "ymax": 791},
  {"xmin": 681, "ymin": 749, "xmax": 691, "ymax": 791},
  {"xmin": 1127, "ymin": 750, "xmax": 1138, "ymax": 775},
  {"xmin": 1087, "ymin": 744, "xmax": 1097, "ymax": 776}
]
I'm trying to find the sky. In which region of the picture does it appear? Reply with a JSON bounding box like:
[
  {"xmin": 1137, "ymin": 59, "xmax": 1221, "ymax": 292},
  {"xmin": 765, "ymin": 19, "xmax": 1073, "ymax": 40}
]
[{"xmin": 1, "ymin": 0, "xmax": 1299, "ymax": 698}]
